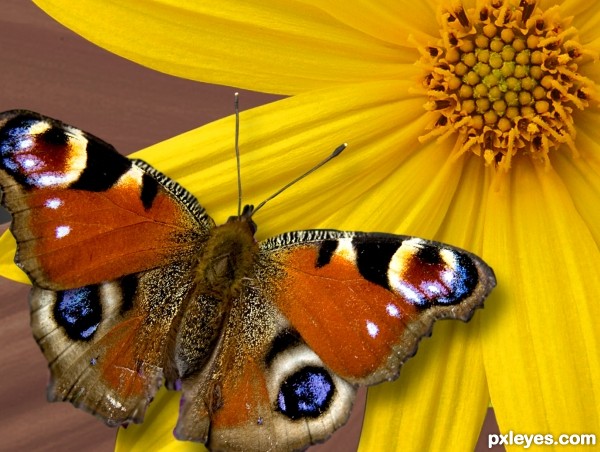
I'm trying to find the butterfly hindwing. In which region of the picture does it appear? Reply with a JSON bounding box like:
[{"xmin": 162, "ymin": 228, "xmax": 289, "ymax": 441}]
[
  {"xmin": 0, "ymin": 110, "xmax": 213, "ymax": 290},
  {"xmin": 31, "ymin": 261, "xmax": 199, "ymax": 425},
  {"xmin": 174, "ymin": 287, "xmax": 357, "ymax": 451}
]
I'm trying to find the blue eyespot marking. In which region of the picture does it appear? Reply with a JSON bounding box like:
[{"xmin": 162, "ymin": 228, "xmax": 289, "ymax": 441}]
[
  {"xmin": 53, "ymin": 286, "xmax": 102, "ymax": 341},
  {"xmin": 277, "ymin": 366, "xmax": 334, "ymax": 420}
]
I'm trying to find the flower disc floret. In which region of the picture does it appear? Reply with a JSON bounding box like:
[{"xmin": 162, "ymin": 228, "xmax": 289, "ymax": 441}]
[{"xmin": 420, "ymin": 0, "xmax": 597, "ymax": 170}]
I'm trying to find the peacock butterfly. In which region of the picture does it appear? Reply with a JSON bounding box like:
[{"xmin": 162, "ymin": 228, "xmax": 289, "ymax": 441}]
[{"xmin": 0, "ymin": 109, "xmax": 495, "ymax": 451}]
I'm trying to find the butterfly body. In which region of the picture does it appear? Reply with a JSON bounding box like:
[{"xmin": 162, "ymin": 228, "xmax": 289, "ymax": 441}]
[
  {"xmin": 195, "ymin": 207, "xmax": 258, "ymax": 298},
  {"xmin": 0, "ymin": 110, "xmax": 496, "ymax": 451}
]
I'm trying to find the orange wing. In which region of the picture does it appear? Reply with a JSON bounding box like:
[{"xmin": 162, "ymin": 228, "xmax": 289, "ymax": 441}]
[
  {"xmin": 260, "ymin": 230, "xmax": 495, "ymax": 384},
  {"xmin": 0, "ymin": 110, "xmax": 213, "ymax": 290}
]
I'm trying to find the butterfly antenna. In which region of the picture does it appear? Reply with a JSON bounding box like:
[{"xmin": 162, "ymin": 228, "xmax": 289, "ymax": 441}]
[
  {"xmin": 252, "ymin": 142, "xmax": 347, "ymax": 216},
  {"xmin": 235, "ymin": 92, "xmax": 243, "ymax": 217}
]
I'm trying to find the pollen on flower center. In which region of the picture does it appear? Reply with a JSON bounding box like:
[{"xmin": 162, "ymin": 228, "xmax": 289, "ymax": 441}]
[{"xmin": 419, "ymin": 0, "xmax": 597, "ymax": 170}]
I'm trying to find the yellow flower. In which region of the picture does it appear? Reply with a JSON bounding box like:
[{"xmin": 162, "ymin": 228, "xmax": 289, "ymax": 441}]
[{"xmin": 1, "ymin": 0, "xmax": 598, "ymax": 450}]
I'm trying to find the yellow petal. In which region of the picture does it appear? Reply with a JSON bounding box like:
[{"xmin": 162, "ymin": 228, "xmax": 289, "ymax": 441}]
[
  {"xmin": 0, "ymin": 230, "xmax": 30, "ymax": 284},
  {"xmin": 574, "ymin": 110, "xmax": 600, "ymax": 175},
  {"xmin": 436, "ymin": 155, "xmax": 491, "ymax": 252},
  {"xmin": 360, "ymin": 321, "xmax": 488, "ymax": 451},
  {"xmin": 128, "ymin": 79, "xmax": 424, "ymax": 237},
  {"xmin": 552, "ymin": 137, "xmax": 600, "ymax": 245},
  {"xmin": 359, "ymin": 154, "xmax": 492, "ymax": 451},
  {"xmin": 585, "ymin": 35, "xmax": 600, "ymax": 55},
  {"xmin": 559, "ymin": 0, "xmax": 600, "ymax": 44},
  {"xmin": 482, "ymin": 157, "xmax": 600, "ymax": 436},
  {"xmin": 34, "ymin": 0, "xmax": 410, "ymax": 95},
  {"xmin": 323, "ymin": 137, "xmax": 460, "ymax": 236},
  {"xmin": 302, "ymin": 0, "xmax": 438, "ymax": 47},
  {"xmin": 116, "ymin": 387, "xmax": 206, "ymax": 452}
]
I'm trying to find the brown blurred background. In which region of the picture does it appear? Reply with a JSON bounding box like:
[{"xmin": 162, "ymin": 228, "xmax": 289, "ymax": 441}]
[{"xmin": 0, "ymin": 1, "xmax": 501, "ymax": 451}]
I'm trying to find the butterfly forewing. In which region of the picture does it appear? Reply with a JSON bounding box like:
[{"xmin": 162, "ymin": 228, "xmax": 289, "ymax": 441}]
[
  {"xmin": 0, "ymin": 110, "xmax": 213, "ymax": 290},
  {"xmin": 259, "ymin": 230, "xmax": 495, "ymax": 384}
]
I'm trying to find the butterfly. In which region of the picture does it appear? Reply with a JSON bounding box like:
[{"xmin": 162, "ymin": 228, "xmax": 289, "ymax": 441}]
[{"xmin": 0, "ymin": 110, "xmax": 495, "ymax": 451}]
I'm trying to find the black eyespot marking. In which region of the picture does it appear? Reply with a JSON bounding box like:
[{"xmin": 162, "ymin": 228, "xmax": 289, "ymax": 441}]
[
  {"xmin": 265, "ymin": 329, "xmax": 301, "ymax": 367},
  {"xmin": 70, "ymin": 137, "xmax": 132, "ymax": 192},
  {"xmin": 415, "ymin": 244, "xmax": 443, "ymax": 265},
  {"xmin": 119, "ymin": 274, "xmax": 138, "ymax": 315},
  {"xmin": 53, "ymin": 286, "xmax": 102, "ymax": 341},
  {"xmin": 277, "ymin": 366, "xmax": 335, "ymax": 420},
  {"xmin": 140, "ymin": 173, "xmax": 159, "ymax": 210},
  {"xmin": 40, "ymin": 127, "xmax": 69, "ymax": 147},
  {"xmin": 353, "ymin": 238, "xmax": 400, "ymax": 289},
  {"xmin": 316, "ymin": 240, "xmax": 337, "ymax": 268}
]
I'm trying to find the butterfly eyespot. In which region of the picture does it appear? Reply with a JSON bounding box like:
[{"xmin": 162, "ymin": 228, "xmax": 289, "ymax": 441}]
[
  {"xmin": 276, "ymin": 366, "xmax": 335, "ymax": 420},
  {"xmin": 40, "ymin": 126, "xmax": 69, "ymax": 147},
  {"xmin": 386, "ymin": 240, "xmax": 480, "ymax": 308},
  {"xmin": 53, "ymin": 286, "xmax": 102, "ymax": 341},
  {"xmin": 415, "ymin": 244, "xmax": 444, "ymax": 265}
]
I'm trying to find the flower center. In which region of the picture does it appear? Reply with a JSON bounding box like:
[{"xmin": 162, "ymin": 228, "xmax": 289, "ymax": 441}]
[{"xmin": 419, "ymin": 0, "xmax": 597, "ymax": 170}]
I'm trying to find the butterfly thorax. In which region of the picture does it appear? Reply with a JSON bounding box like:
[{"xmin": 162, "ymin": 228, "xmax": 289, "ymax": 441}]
[{"xmin": 195, "ymin": 212, "xmax": 258, "ymax": 299}]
